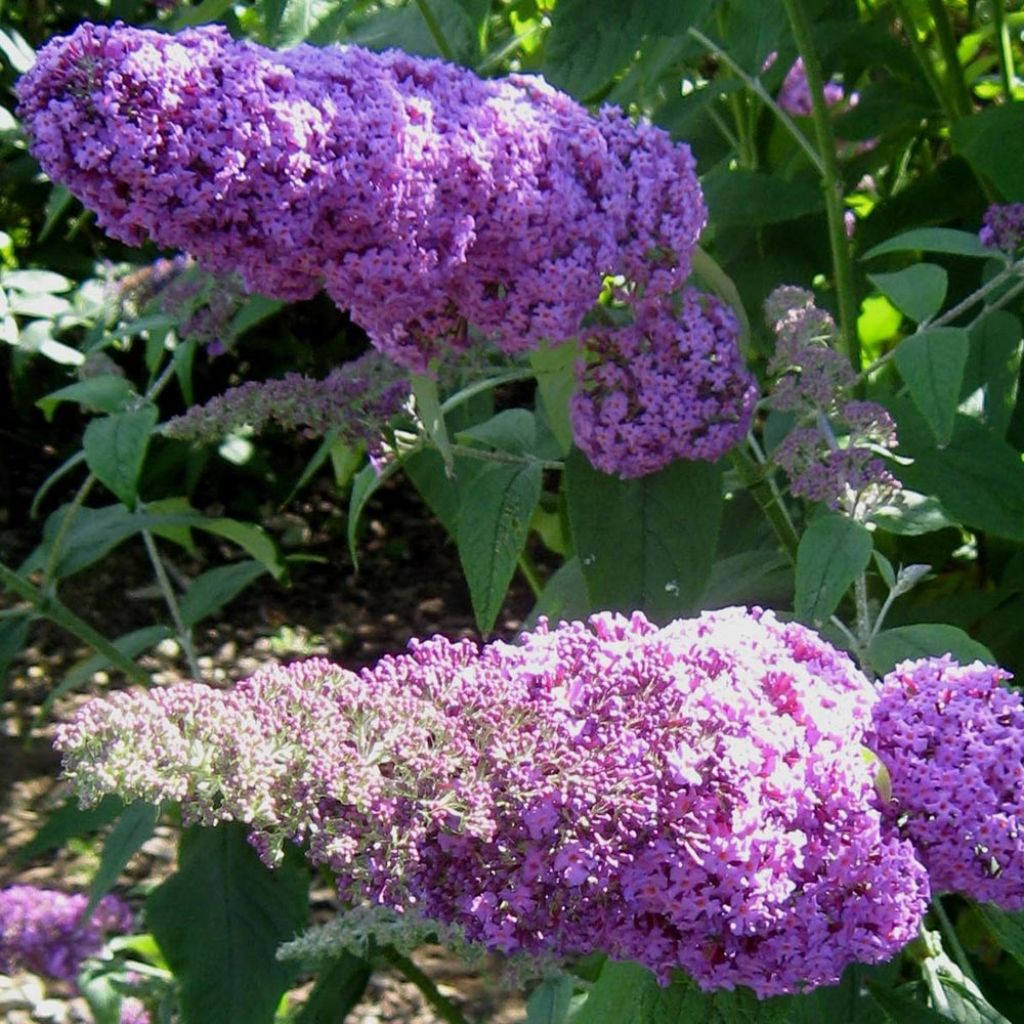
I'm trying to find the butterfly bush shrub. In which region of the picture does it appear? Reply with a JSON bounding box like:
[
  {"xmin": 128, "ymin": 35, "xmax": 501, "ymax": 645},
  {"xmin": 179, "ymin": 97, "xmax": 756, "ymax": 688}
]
[{"xmin": 7, "ymin": 2, "xmax": 1024, "ymax": 1023}]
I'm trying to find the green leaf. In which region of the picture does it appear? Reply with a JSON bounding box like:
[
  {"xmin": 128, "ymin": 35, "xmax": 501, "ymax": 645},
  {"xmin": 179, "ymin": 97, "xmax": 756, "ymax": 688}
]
[
  {"xmin": 894, "ymin": 327, "xmax": 969, "ymax": 445},
  {"xmin": 862, "ymin": 227, "xmax": 992, "ymax": 260},
  {"xmin": 978, "ymin": 905, "xmax": 1024, "ymax": 970},
  {"xmin": 85, "ymin": 802, "xmax": 160, "ymax": 917},
  {"xmin": 565, "ymin": 451, "xmax": 723, "ymax": 621},
  {"xmin": 14, "ymin": 794, "xmax": 125, "ymax": 865},
  {"xmin": 457, "ymin": 462, "xmax": 543, "ymax": 633},
  {"xmin": 870, "ymin": 491, "xmax": 957, "ymax": 536},
  {"xmin": 953, "ymin": 103, "xmax": 1024, "ymax": 200},
  {"xmin": 457, "ymin": 409, "xmax": 539, "ymax": 456},
  {"xmin": 526, "ymin": 975, "xmax": 573, "ymax": 1024},
  {"xmin": 347, "ymin": 458, "xmax": 403, "ymax": 566},
  {"xmin": 529, "ymin": 340, "xmax": 578, "ymax": 455},
  {"xmin": 292, "ymin": 952, "xmax": 371, "ymax": 1024},
  {"xmin": 703, "ymin": 168, "xmax": 825, "ymax": 227},
  {"xmin": 544, "ymin": 0, "xmax": 712, "ymax": 98},
  {"xmin": 37, "ymin": 376, "xmax": 136, "ymax": 421},
  {"xmin": 524, "ymin": 557, "xmax": 590, "ymax": 629},
  {"xmin": 895, "ymin": 407, "xmax": 1024, "ymax": 542},
  {"xmin": 83, "ymin": 406, "xmax": 159, "ymax": 507},
  {"xmin": 0, "ymin": 613, "xmax": 32, "ymax": 698},
  {"xmin": 146, "ymin": 824, "xmax": 308, "ymax": 1024},
  {"xmin": 794, "ymin": 515, "xmax": 873, "ymax": 627},
  {"xmin": 868, "ymin": 983, "xmax": 959, "ymax": 1024},
  {"xmin": 413, "ymin": 373, "xmax": 454, "ymax": 475},
  {"xmin": 1, "ymin": 268, "xmax": 73, "ymax": 293},
  {"xmin": 180, "ymin": 561, "xmax": 267, "ymax": 627},
  {"xmin": 961, "ymin": 311, "xmax": 1022, "ymax": 435},
  {"xmin": 193, "ymin": 518, "xmax": 286, "ymax": 581},
  {"xmin": 868, "ymin": 624, "xmax": 994, "ymax": 674},
  {"xmin": 868, "ymin": 265, "xmax": 948, "ymax": 324},
  {"xmin": 21, "ymin": 503, "xmax": 141, "ymax": 579}
]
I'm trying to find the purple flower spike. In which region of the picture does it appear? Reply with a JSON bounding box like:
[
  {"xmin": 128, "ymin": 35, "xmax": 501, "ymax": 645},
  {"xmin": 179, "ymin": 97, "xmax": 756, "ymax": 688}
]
[
  {"xmin": 0, "ymin": 885, "xmax": 134, "ymax": 982},
  {"xmin": 980, "ymin": 203, "xmax": 1024, "ymax": 256},
  {"xmin": 869, "ymin": 657, "xmax": 1024, "ymax": 909},
  {"xmin": 17, "ymin": 22, "xmax": 705, "ymax": 372}
]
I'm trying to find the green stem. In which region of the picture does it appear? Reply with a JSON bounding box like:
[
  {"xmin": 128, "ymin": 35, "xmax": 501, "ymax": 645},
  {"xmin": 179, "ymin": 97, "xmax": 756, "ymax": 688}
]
[
  {"xmin": 853, "ymin": 573, "xmax": 872, "ymax": 650},
  {"xmin": 780, "ymin": 0, "xmax": 860, "ymax": 370},
  {"xmin": 926, "ymin": 0, "xmax": 973, "ymax": 117},
  {"xmin": 0, "ymin": 560, "xmax": 149, "ymax": 684},
  {"xmin": 687, "ymin": 27, "xmax": 825, "ymax": 175},
  {"xmin": 932, "ymin": 897, "xmax": 979, "ymax": 986},
  {"xmin": 439, "ymin": 368, "xmax": 537, "ymax": 416},
  {"xmin": 991, "ymin": 0, "xmax": 1016, "ymax": 103},
  {"xmin": 894, "ymin": 0, "xmax": 962, "ymax": 122},
  {"xmin": 730, "ymin": 445, "xmax": 800, "ymax": 563},
  {"xmin": 140, "ymin": 525, "xmax": 202, "ymax": 682},
  {"xmin": 378, "ymin": 948, "xmax": 468, "ymax": 1024},
  {"xmin": 413, "ymin": 0, "xmax": 456, "ymax": 62}
]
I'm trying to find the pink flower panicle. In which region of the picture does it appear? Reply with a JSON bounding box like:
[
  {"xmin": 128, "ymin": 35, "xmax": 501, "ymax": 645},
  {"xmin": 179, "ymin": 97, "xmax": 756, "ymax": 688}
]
[
  {"xmin": 17, "ymin": 22, "xmax": 705, "ymax": 373},
  {"xmin": 980, "ymin": 203, "xmax": 1024, "ymax": 256},
  {"xmin": 570, "ymin": 292, "xmax": 757, "ymax": 478},
  {"xmin": 0, "ymin": 885, "xmax": 134, "ymax": 983},
  {"xmin": 869, "ymin": 656, "xmax": 1024, "ymax": 909},
  {"xmin": 163, "ymin": 350, "xmax": 409, "ymax": 453},
  {"xmin": 56, "ymin": 607, "xmax": 929, "ymax": 997}
]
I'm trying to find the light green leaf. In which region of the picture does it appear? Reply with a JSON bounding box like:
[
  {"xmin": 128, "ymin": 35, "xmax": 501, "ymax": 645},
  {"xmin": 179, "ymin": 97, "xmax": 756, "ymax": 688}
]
[
  {"xmin": 457, "ymin": 462, "xmax": 543, "ymax": 634},
  {"xmin": 194, "ymin": 518, "xmax": 286, "ymax": 581},
  {"xmin": 894, "ymin": 327, "xmax": 969, "ymax": 445},
  {"xmin": 180, "ymin": 561, "xmax": 267, "ymax": 627},
  {"xmin": 147, "ymin": 824, "xmax": 308, "ymax": 1024},
  {"xmin": 0, "ymin": 268, "xmax": 73, "ymax": 293},
  {"xmin": 795, "ymin": 514, "xmax": 873, "ymax": 627},
  {"xmin": 83, "ymin": 407, "xmax": 159, "ymax": 507},
  {"xmin": 527, "ymin": 975, "xmax": 573, "ymax": 1024},
  {"xmin": 565, "ymin": 451, "xmax": 723, "ymax": 621},
  {"xmin": 413, "ymin": 373, "xmax": 454, "ymax": 475},
  {"xmin": 868, "ymin": 624, "xmax": 994, "ymax": 675},
  {"xmin": 868, "ymin": 264, "xmax": 948, "ymax": 324},
  {"xmin": 862, "ymin": 227, "xmax": 992, "ymax": 260},
  {"xmin": 37, "ymin": 376, "xmax": 136, "ymax": 421}
]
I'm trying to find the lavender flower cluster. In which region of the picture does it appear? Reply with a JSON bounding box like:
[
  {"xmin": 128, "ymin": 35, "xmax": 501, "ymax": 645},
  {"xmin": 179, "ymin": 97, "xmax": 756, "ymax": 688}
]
[
  {"xmin": 777, "ymin": 57, "xmax": 846, "ymax": 117},
  {"xmin": 163, "ymin": 349, "xmax": 410, "ymax": 453},
  {"xmin": 570, "ymin": 293, "xmax": 757, "ymax": 478},
  {"xmin": 0, "ymin": 885, "xmax": 134, "ymax": 982},
  {"xmin": 16, "ymin": 22, "xmax": 704, "ymax": 374},
  {"xmin": 870, "ymin": 656, "xmax": 1024, "ymax": 908},
  {"xmin": 58, "ymin": 606, "xmax": 936, "ymax": 997},
  {"xmin": 979, "ymin": 203, "xmax": 1024, "ymax": 256},
  {"xmin": 766, "ymin": 286, "xmax": 900, "ymax": 515}
]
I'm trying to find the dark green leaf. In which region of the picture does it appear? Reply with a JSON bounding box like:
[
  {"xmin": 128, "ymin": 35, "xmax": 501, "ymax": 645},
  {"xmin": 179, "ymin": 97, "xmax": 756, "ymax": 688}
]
[
  {"xmin": 293, "ymin": 953, "xmax": 371, "ymax": 1024},
  {"xmin": 530, "ymin": 340, "xmax": 578, "ymax": 455},
  {"xmin": 0, "ymin": 613, "xmax": 32, "ymax": 698},
  {"xmin": 895, "ymin": 408, "xmax": 1024, "ymax": 542},
  {"xmin": 14, "ymin": 795, "xmax": 125, "ymax": 865},
  {"xmin": 457, "ymin": 409, "xmax": 538, "ymax": 456},
  {"xmin": 83, "ymin": 407, "xmax": 159, "ymax": 507},
  {"xmin": 526, "ymin": 975, "xmax": 573, "ymax": 1024},
  {"xmin": 146, "ymin": 824, "xmax": 308, "ymax": 1024},
  {"xmin": 868, "ymin": 624, "xmax": 994, "ymax": 675},
  {"xmin": 347, "ymin": 458, "xmax": 403, "ymax": 566},
  {"xmin": 720, "ymin": 1, "xmax": 788, "ymax": 72},
  {"xmin": 524, "ymin": 557, "xmax": 591, "ymax": 629},
  {"xmin": 180, "ymin": 561, "xmax": 267, "ymax": 627},
  {"xmin": 953, "ymin": 104, "xmax": 1024, "ymax": 200},
  {"xmin": 862, "ymin": 228, "xmax": 992, "ymax": 260},
  {"xmin": 37, "ymin": 376, "xmax": 136, "ymax": 421},
  {"xmin": 21, "ymin": 503, "xmax": 141, "ymax": 579},
  {"xmin": 894, "ymin": 327, "xmax": 969, "ymax": 445},
  {"xmin": 404, "ymin": 449, "xmax": 486, "ymax": 538},
  {"xmin": 193, "ymin": 518, "xmax": 286, "ymax": 581},
  {"xmin": 978, "ymin": 905, "xmax": 1024, "ymax": 970},
  {"xmin": 795, "ymin": 515, "xmax": 873, "ymax": 627},
  {"xmin": 868, "ymin": 982, "xmax": 958, "ymax": 1024},
  {"xmin": 565, "ymin": 451, "xmax": 722, "ymax": 621},
  {"xmin": 457, "ymin": 462, "xmax": 543, "ymax": 633},
  {"xmin": 86, "ymin": 802, "xmax": 160, "ymax": 916},
  {"xmin": 868, "ymin": 265, "xmax": 948, "ymax": 324},
  {"xmin": 961, "ymin": 311, "xmax": 1022, "ymax": 435},
  {"xmin": 703, "ymin": 169, "xmax": 825, "ymax": 227}
]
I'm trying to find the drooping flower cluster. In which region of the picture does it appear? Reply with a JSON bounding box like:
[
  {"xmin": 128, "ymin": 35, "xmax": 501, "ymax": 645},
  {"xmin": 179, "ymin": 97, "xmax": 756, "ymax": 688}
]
[
  {"xmin": 979, "ymin": 203, "xmax": 1024, "ymax": 257},
  {"xmin": 869, "ymin": 656, "xmax": 1024, "ymax": 908},
  {"xmin": 16, "ymin": 22, "xmax": 705, "ymax": 374},
  {"xmin": 57, "ymin": 606, "xmax": 931, "ymax": 997},
  {"xmin": 163, "ymin": 349, "xmax": 410, "ymax": 454},
  {"xmin": 766, "ymin": 286, "xmax": 900, "ymax": 516},
  {"xmin": 0, "ymin": 885, "xmax": 134, "ymax": 982},
  {"xmin": 570, "ymin": 292, "xmax": 757, "ymax": 478}
]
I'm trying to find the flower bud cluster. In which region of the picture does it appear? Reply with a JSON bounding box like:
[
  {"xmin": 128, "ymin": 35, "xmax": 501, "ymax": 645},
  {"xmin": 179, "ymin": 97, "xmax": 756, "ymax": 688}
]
[
  {"xmin": 777, "ymin": 57, "xmax": 848, "ymax": 117},
  {"xmin": 980, "ymin": 203, "xmax": 1024, "ymax": 257},
  {"xmin": 869, "ymin": 656, "xmax": 1024, "ymax": 908},
  {"xmin": 570, "ymin": 292, "xmax": 757, "ymax": 477},
  {"xmin": 57, "ymin": 607, "xmax": 932, "ymax": 997},
  {"xmin": 17, "ymin": 22, "xmax": 705, "ymax": 374},
  {"xmin": 0, "ymin": 885, "xmax": 134, "ymax": 983},
  {"xmin": 163, "ymin": 349, "xmax": 409, "ymax": 453},
  {"xmin": 766, "ymin": 287, "xmax": 900, "ymax": 515}
]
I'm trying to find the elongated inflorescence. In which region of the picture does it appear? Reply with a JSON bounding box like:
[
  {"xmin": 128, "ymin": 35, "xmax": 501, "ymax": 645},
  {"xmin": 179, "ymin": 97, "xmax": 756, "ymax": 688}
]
[
  {"xmin": 58, "ymin": 606, "xmax": 937, "ymax": 996},
  {"xmin": 869, "ymin": 656, "xmax": 1024, "ymax": 908},
  {"xmin": 17, "ymin": 22, "xmax": 705, "ymax": 373}
]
